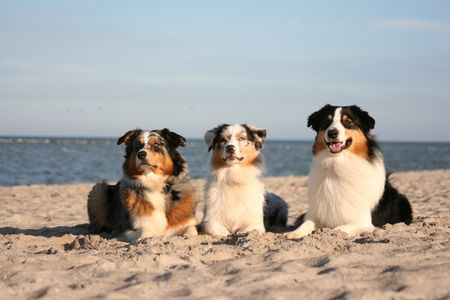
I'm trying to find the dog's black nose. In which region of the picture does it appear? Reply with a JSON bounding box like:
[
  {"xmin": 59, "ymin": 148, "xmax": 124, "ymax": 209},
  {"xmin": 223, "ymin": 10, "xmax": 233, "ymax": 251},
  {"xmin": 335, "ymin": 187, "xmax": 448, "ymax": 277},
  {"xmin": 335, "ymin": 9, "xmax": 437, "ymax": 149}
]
[
  {"xmin": 226, "ymin": 145, "xmax": 235, "ymax": 154},
  {"xmin": 327, "ymin": 129, "xmax": 339, "ymax": 139},
  {"xmin": 137, "ymin": 151, "xmax": 147, "ymax": 160}
]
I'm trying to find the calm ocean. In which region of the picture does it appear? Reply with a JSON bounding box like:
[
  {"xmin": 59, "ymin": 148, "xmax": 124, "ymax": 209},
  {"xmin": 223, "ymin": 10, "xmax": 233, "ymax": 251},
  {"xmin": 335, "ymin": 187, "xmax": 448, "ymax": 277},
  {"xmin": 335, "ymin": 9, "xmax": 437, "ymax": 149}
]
[{"xmin": 0, "ymin": 137, "xmax": 449, "ymax": 186}]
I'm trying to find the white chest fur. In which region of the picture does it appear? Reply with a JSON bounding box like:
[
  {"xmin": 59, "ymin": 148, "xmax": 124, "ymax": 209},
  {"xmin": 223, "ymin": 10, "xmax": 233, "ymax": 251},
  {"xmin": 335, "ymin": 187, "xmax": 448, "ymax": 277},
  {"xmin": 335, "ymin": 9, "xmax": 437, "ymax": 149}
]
[
  {"xmin": 204, "ymin": 165, "xmax": 265, "ymax": 233},
  {"xmin": 142, "ymin": 189, "xmax": 166, "ymax": 211},
  {"xmin": 308, "ymin": 151, "xmax": 386, "ymax": 228},
  {"xmin": 122, "ymin": 174, "xmax": 169, "ymax": 238}
]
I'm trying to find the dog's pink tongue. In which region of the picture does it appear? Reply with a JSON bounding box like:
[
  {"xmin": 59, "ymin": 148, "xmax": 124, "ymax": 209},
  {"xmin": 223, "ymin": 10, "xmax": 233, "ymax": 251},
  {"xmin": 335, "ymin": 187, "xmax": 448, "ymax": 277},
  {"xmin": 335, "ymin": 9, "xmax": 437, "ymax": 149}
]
[{"xmin": 329, "ymin": 142, "xmax": 344, "ymax": 153}]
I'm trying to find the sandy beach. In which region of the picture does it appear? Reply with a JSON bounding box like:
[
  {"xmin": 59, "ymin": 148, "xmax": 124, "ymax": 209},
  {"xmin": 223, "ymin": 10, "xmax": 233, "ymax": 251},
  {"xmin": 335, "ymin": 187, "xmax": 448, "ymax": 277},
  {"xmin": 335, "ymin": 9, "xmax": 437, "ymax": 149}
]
[{"xmin": 0, "ymin": 169, "xmax": 449, "ymax": 299}]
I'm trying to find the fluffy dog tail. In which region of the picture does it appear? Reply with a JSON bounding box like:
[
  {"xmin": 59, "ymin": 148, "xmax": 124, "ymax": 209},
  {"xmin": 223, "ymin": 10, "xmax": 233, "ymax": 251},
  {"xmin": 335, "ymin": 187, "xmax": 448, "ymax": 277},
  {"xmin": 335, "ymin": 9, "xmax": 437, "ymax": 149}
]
[{"xmin": 87, "ymin": 182, "xmax": 113, "ymax": 232}]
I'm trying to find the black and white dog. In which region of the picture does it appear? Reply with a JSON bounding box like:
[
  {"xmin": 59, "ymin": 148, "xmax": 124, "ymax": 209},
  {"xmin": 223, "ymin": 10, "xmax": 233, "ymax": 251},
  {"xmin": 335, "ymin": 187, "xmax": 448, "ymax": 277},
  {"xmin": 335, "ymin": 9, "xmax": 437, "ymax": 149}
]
[
  {"xmin": 202, "ymin": 124, "xmax": 288, "ymax": 236},
  {"xmin": 287, "ymin": 105, "xmax": 413, "ymax": 239}
]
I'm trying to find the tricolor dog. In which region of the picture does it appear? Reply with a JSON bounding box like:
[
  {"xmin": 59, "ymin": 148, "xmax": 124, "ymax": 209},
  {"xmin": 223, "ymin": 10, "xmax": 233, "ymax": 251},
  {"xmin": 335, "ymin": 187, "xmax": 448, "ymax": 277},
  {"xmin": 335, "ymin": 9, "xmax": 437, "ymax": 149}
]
[
  {"xmin": 202, "ymin": 124, "xmax": 288, "ymax": 236},
  {"xmin": 287, "ymin": 105, "xmax": 413, "ymax": 239},
  {"xmin": 87, "ymin": 128, "xmax": 198, "ymax": 242}
]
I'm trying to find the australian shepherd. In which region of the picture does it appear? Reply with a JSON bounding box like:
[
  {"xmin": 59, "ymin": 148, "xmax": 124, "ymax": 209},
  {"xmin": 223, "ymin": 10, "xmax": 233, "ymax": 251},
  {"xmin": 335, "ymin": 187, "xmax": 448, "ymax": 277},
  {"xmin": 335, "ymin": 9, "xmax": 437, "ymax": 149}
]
[
  {"xmin": 287, "ymin": 105, "xmax": 413, "ymax": 239},
  {"xmin": 87, "ymin": 128, "xmax": 198, "ymax": 242},
  {"xmin": 202, "ymin": 123, "xmax": 288, "ymax": 236}
]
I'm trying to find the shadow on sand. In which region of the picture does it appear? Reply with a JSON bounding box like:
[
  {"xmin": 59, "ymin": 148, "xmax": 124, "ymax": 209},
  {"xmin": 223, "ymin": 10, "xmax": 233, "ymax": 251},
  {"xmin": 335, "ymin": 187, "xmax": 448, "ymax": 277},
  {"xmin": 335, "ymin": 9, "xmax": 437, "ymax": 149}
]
[{"xmin": 0, "ymin": 224, "xmax": 91, "ymax": 238}]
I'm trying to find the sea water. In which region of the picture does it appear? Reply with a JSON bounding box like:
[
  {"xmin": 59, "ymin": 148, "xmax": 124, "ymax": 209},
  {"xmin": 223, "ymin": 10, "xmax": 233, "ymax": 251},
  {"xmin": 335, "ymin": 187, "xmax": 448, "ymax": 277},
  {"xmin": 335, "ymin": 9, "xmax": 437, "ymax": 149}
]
[{"xmin": 0, "ymin": 137, "xmax": 448, "ymax": 186}]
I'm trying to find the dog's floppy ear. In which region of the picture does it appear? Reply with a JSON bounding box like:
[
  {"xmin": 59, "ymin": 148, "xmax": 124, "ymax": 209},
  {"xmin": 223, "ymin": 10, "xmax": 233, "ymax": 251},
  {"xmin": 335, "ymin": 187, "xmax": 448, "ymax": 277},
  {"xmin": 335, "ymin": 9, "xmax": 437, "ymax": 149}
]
[
  {"xmin": 307, "ymin": 111, "xmax": 319, "ymax": 130},
  {"xmin": 204, "ymin": 130, "xmax": 216, "ymax": 151},
  {"xmin": 117, "ymin": 129, "xmax": 140, "ymax": 145},
  {"xmin": 204, "ymin": 124, "xmax": 228, "ymax": 152},
  {"xmin": 307, "ymin": 104, "xmax": 333, "ymax": 132},
  {"xmin": 349, "ymin": 105, "xmax": 375, "ymax": 132},
  {"xmin": 244, "ymin": 124, "xmax": 266, "ymax": 150},
  {"xmin": 160, "ymin": 128, "xmax": 187, "ymax": 149}
]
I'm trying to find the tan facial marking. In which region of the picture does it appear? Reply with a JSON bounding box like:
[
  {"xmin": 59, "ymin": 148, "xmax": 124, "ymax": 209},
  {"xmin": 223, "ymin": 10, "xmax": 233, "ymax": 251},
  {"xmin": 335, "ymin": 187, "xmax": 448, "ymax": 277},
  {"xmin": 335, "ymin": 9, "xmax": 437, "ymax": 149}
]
[
  {"xmin": 313, "ymin": 130, "xmax": 327, "ymax": 154},
  {"xmin": 211, "ymin": 145, "xmax": 227, "ymax": 169},
  {"xmin": 240, "ymin": 142, "xmax": 260, "ymax": 166},
  {"xmin": 346, "ymin": 129, "xmax": 369, "ymax": 160},
  {"xmin": 148, "ymin": 136, "xmax": 161, "ymax": 145},
  {"xmin": 236, "ymin": 132, "xmax": 246, "ymax": 140},
  {"xmin": 146, "ymin": 148, "xmax": 174, "ymax": 176},
  {"xmin": 125, "ymin": 154, "xmax": 145, "ymax": 178}
]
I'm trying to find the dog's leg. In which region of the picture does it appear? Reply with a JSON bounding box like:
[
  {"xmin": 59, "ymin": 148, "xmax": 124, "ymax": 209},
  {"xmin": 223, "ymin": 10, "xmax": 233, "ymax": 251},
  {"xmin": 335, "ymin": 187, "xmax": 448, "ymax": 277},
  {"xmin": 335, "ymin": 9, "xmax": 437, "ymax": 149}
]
[
  {"xmin": 204, "ymin": 221, "xmax": 231, "ymax": 236},
  {"xmin": 139, "ymin": 212, "xmax": 168, "ymax": 238},
  {"xmin": 166, "ymin": 217, "xmax": 198, "ymax": 237},
  {"xmin": 122, "ymin": 213, "xmax": 168, "ymax": 243},
  {"xmin": 286, "ymin": 217, "xmax": 316, "ymax": 239},
  {"xmin": 121, "ymin": 188, "xmax": 167, "ymax": 241},
  {"xmin": 183, "ymin": 225, "xmax": 198, "ymax": 236},
  {"xmin": 334, "ymin": 211, "xmax": 375, "ymax": 236},
  {"xmin": 333, "ymin": 223, "xmax": 375, "ymax": 236}
]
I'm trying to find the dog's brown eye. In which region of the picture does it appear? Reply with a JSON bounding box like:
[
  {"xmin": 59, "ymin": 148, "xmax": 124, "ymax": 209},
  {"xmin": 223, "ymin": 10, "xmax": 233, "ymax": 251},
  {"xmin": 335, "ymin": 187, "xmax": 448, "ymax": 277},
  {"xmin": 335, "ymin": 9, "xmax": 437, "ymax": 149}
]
[
  {"xmin": 152, "ymin": 143, "xmax": 163, "ymax": 149},
  {"xmin": 238, "ymin": 137, "xmax": 245, "ymax": 141},
  {"xmin": 152, "ymin": 143, "xmax": 163, "ymax": 153}
]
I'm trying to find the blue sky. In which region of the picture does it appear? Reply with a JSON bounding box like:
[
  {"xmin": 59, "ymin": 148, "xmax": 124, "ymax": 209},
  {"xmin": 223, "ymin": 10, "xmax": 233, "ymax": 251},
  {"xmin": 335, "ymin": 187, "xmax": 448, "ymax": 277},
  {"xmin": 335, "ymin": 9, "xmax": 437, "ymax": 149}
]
[{"xmin": 0, "ymin": 1, "xmax": 449, "ymax": 142}]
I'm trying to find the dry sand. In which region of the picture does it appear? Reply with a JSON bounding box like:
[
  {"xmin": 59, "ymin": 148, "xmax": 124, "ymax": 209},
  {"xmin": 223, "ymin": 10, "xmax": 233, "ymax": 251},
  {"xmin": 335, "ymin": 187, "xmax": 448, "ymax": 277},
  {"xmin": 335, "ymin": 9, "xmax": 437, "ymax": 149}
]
[{"xmin": 0, "ymin": 169, "xmax": 449, "ymax": 299}]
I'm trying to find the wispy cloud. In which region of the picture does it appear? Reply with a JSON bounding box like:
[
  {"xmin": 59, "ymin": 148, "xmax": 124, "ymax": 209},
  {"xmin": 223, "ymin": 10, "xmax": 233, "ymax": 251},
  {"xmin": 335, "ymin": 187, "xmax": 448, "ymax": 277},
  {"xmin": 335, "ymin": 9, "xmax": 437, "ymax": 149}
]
[{"xmin": 378, "ymin": 19, "xmax": 450, "ymax": 31}]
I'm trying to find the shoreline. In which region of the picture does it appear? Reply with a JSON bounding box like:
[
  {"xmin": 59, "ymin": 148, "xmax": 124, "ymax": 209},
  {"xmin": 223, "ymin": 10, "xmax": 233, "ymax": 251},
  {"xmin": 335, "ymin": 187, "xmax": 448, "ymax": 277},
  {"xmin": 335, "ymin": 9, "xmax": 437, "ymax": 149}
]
[
  {"xmin": 0, "ymin": 169, "xmax": 449, "ymax": 299},
  {"xmin": 1, "ymin": 167, "xmax": 448, "ymax": 187}
]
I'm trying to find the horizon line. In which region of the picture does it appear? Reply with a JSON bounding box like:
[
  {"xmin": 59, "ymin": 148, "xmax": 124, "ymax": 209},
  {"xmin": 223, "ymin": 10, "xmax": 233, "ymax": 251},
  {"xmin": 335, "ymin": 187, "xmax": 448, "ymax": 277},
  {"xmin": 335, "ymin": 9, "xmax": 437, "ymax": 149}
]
[{"xmin": 0, "ymin": 134, "xmax": 449, "ymax": 144}]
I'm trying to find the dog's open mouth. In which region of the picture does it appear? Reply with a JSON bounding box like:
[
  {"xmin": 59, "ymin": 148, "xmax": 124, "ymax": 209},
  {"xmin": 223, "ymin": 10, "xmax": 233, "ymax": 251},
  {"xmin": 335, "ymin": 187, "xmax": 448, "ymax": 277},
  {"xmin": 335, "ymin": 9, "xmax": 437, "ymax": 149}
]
[{"xmin": 326, "ymin": 138, "xmax": 352, "ymax": 154}]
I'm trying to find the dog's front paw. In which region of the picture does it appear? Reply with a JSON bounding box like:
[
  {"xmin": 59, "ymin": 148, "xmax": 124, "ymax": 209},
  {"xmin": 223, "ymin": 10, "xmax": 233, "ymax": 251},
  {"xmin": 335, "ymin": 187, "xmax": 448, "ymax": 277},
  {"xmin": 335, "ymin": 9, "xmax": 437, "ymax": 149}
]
[
  {"xmin": 183, "ymin": 225, "xmax": 198, "ymax": 237},
  {"xmin": 285, "ymin": 230, "xmax": 307, "ymax": 240},
  {"xmin": 333, "ymin": 224, "xmax": 375, "ymax": 236},
  {"xmin": 203, "ymin": 222, "xmax": 231, "ymax": 237},
  {"xmin": 236, "ymin": 227, "xmax": 265, "ymax": 235},
  {"xmin": 285, "ymin": 219, "xmax": 316, "ymax": 240}
]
